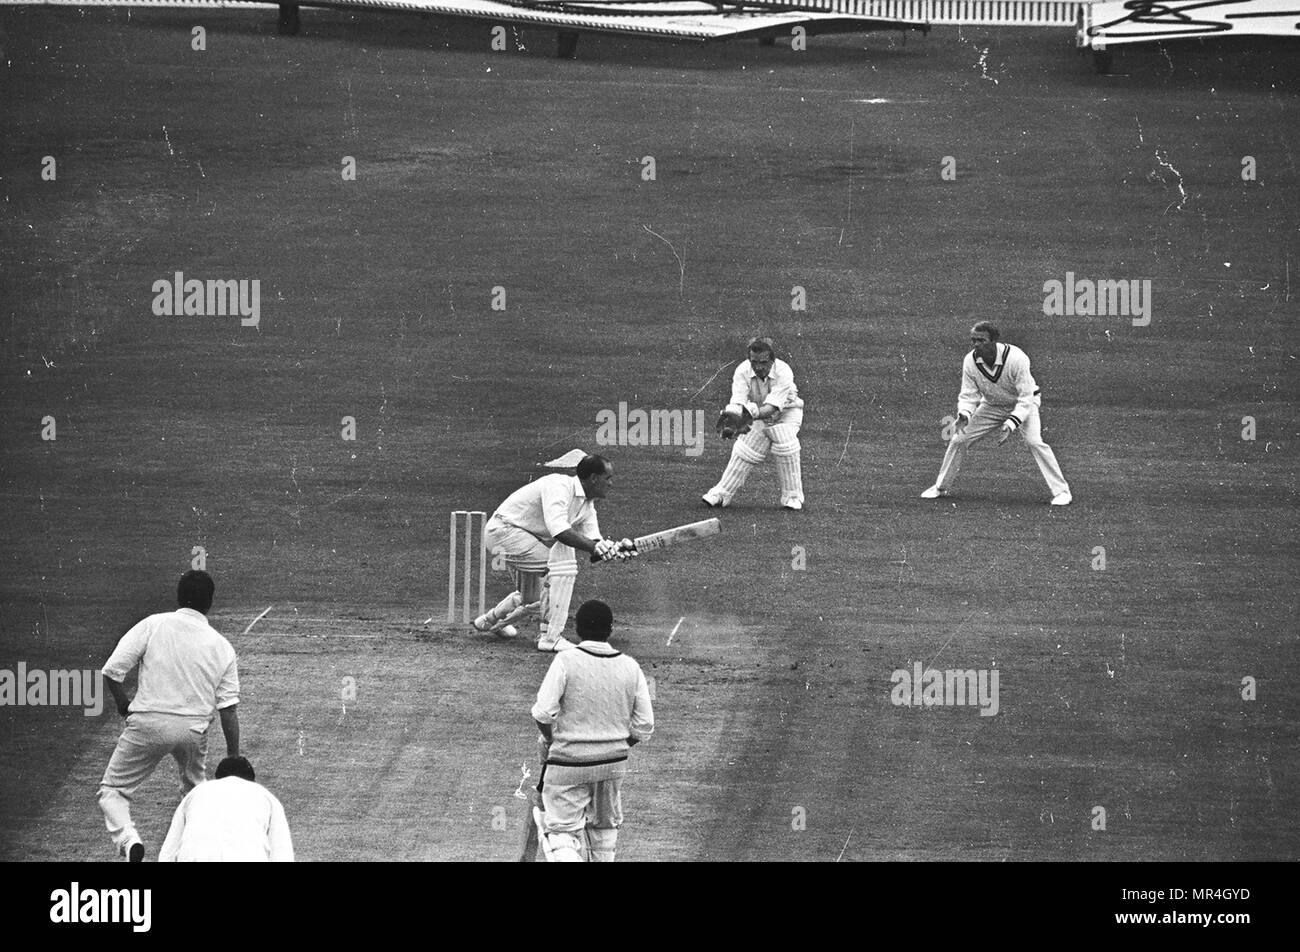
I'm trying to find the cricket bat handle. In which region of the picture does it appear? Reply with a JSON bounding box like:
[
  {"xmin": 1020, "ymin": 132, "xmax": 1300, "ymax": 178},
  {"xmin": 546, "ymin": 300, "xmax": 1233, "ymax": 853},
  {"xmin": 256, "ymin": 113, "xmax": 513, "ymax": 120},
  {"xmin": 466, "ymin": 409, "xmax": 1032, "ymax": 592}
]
[{"xmin": 589, "ymin": 518, "xmax": 721, "ymax": 563}]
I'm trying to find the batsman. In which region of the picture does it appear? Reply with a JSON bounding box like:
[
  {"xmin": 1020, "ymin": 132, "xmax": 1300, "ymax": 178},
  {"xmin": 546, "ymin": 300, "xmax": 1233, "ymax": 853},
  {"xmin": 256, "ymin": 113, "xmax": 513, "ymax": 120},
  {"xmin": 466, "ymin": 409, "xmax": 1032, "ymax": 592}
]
[
  {"xmin": 473, "ymin": 454, "xmax": 635, "ymax": 652},
  {"xmin": 703, "ymin": 336, "xmax": 806, "ymax": 510}
]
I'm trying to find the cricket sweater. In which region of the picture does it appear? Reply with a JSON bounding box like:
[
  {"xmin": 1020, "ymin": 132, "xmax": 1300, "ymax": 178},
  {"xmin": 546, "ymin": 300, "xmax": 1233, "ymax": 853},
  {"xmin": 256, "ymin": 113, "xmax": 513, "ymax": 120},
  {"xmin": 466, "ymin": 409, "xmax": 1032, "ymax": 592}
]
[
  {"xmin": 532, "ymin": 641, "xmax": 654, "ymax": 765},
  {"xmin": 957, "ymin": 343, "xmax": 1043, "ymax": 430}
]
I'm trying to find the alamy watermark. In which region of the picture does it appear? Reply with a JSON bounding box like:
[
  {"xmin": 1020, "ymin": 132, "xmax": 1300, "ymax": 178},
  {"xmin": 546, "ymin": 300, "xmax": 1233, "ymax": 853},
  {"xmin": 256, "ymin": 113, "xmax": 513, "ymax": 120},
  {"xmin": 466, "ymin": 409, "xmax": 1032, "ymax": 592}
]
[
  {"xmin": 595, "ymin": 402, "xmax": 706, "ymax": 457},
  {"xmin": 0, "ymin": 664, "xmax": 103, "ymax": 716},
  {"xmin": 151, "ymin": 272, "xmax": 260, "ymax": 327},
  {"xmin": 50, "ymin": 883, "xmax": 151, "ymax": 932},
  {"xmin": 1042, "ymin": 272, "xmax": 1151, "ymax": 326},
  {"xmin": 890, "ymin": 661, "xmax": 999, "ymax": 716}
]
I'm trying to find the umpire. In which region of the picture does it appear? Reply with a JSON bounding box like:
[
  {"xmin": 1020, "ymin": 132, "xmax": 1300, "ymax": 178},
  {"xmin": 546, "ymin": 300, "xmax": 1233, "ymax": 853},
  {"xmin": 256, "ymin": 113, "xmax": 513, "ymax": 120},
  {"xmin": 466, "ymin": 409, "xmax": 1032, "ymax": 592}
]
[
  {"xmin": 98, "ymin": 570, "xmax": 240, "ymax": 861},
  {"xmin": 531, "ymin": 599, "xmax": 654, "ymax": 861}
]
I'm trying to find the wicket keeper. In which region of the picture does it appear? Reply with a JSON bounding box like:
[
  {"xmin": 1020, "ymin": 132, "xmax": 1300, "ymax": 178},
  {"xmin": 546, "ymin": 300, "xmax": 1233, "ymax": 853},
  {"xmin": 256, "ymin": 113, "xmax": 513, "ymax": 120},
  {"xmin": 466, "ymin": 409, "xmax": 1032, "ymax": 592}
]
[{"xmin": 702, "ymin": 337, "xmax": 806, "ymax": 510}]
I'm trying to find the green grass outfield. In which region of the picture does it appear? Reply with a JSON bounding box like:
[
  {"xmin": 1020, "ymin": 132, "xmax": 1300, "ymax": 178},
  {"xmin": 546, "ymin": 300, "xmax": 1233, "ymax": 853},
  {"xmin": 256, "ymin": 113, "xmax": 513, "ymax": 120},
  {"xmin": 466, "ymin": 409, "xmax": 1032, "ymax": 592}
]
[{"xmin": 0, "ymin": 7, "xmax": 1296, "ymax": 860}]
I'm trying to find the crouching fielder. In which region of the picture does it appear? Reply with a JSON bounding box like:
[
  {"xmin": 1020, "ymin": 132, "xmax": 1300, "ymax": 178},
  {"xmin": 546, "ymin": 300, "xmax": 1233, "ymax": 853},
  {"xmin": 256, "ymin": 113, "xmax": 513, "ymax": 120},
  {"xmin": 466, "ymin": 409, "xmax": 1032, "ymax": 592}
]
[
  {"xmin": 922, "ymin": 322, "xmax": 1072, "ymax": 505},
  {"xmin": 531, "ymin": 600, "xmax": 653, "ymax": 862},
  {"xmin": 703, "ymin": 337, "xmax": 806, "ymax": 510},
  {"xmin": 473, "ymin": 454, "xmax": 633, "ymax": 652}
]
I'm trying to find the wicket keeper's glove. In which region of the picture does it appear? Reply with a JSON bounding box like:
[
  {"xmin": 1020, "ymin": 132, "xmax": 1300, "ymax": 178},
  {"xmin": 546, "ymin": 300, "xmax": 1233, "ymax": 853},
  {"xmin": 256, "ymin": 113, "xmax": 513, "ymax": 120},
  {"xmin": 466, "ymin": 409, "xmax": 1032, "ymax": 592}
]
[{"xmin": 717, "ymin": 406, "xmax": 753, "ymax": 440}]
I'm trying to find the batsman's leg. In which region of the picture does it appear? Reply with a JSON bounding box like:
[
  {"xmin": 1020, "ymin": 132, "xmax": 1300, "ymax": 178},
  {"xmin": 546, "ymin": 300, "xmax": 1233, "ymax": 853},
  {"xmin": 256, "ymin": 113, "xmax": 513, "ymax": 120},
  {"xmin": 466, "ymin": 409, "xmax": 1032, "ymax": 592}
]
[
  {"xmin": 704, "ymin": 431, "xmax": 767, "ymax": 506},
  {"xmin": 475, "ymin": 590, "xmax": 522, "ymax": 630},
  {"xmin": 476, "ymin": 522, "xmax": 548, "ymax": 633},
  {"xmin": 538, "ymin": 546, "xmax": 577, "ymax": 651},
  {"xmin": 541, "ymin": 779, "xmax": 592, "ymax": 862},
  {"xmin": 1017, "ymin": 407, "xmax": 1070, "ymax": 497},
  {"xmin": 766, "ymin": 421, "xmax": 804, "ymax": 509},
  {"xmin": 587, "ymin": 777, "xmax": 625, "ymax": 862}
]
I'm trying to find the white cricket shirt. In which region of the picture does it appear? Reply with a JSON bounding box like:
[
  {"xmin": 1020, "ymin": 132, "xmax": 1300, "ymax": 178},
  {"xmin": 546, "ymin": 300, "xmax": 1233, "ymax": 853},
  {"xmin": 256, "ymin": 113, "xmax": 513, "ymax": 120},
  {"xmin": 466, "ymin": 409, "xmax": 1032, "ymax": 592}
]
[
  {"xmin": 727, "ymin": 358, "xmax": 804, "ymax": 418},
  {"xmin": 101, "ymin": 608, "xmax": 239, "ymax": 716},
  {"xmin": 492, "ymin": 473, "xmax": 601, "ymax": 544},
  {"xmin": 957, "ymin": 343, "xmax": 1043, "ymax": 427},
  {"xmin": 158, "ymin": 776, "xmax": 294, "ymax": 862}
]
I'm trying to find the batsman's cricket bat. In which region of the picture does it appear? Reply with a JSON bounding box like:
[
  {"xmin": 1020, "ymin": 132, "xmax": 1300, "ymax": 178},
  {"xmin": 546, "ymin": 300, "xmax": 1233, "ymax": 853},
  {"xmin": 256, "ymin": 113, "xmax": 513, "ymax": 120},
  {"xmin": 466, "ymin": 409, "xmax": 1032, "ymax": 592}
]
[
  {"xmin": 590, "ymin": 517, "xmax": 721, "ymax": 563},
  {"xmin": 518, "ymin": 763, "xmax": 547, "ymax": 862}
]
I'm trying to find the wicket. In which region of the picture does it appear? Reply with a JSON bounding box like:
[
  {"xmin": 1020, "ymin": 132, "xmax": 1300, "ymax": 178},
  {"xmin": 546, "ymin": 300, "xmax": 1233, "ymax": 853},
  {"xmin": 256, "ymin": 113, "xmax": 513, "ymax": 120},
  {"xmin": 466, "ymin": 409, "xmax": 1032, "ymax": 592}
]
[{"xmin": 448, "ymin": 510, "xmax": 488, "ymax": 623}]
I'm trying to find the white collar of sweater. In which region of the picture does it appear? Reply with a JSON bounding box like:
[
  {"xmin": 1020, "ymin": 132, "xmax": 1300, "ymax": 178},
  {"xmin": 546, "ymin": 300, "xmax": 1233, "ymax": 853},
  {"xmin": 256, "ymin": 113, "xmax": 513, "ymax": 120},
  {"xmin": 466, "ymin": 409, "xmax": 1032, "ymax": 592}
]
[{"xmin": 575, "ymin": 640, "xmax": 621, "ymax": 656}]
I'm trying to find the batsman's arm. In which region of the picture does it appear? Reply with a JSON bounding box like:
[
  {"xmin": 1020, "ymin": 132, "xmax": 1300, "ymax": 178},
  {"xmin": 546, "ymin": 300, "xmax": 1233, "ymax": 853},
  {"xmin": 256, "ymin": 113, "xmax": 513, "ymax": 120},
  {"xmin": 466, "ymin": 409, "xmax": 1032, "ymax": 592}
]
[
  {"xmin": 554, "ymin": 528, "xmax": 599, "ymax": 556},
  {"xmin": 630, "ymin": 668, "xmax": 654, "ymax": 743},
  {"xmin": 218, "ymin": 704, "xmax": 240, "ymax": 757}
]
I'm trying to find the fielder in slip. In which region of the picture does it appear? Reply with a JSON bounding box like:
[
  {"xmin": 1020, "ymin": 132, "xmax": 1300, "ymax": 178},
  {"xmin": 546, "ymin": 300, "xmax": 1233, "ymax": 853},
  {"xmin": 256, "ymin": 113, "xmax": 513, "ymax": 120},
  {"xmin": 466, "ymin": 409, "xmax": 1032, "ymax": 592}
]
[
  {"xmin": 473, "ymin": 454, "xmax": 635, "ymax": 653},
  {"xmin": 921, "ymin": 322, "xmax": 1072, "ymax": 506},
  {"xmin": 702, "ymin": 337, "xmax": 806, "ymax": 510}
]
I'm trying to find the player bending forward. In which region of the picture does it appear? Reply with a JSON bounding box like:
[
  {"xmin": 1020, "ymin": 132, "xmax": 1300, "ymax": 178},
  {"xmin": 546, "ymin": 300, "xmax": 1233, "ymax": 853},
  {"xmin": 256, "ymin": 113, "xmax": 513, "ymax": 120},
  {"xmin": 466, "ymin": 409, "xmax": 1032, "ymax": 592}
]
[
  {"xmin": 921, "ymin": 322, "xmax": 1072, "ymax": 505},
  {"xmin": 473, "ymin": 454, "xmax": 635, "ymax": 652},
  {"xmin": 702, "ymin": 337, "xmax": 806, "ymax": 510}
]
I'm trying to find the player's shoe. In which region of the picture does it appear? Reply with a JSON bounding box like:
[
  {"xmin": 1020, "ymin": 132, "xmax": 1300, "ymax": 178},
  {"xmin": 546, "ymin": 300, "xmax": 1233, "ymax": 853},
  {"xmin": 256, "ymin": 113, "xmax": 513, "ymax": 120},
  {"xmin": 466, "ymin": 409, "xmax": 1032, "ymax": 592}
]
[
  {"xmin": 920, "ymin": 485, "xmax": 950, "ymax": 499},
  {"xmin": 701, "ymin": 492, "xmax": 729, "ymax": 508},
  {"xmin": 473, "ymin": 613, "xmax": 519, "ymax": 638},
  {"xmin": 127, "ymin": 841, "xmax": 144, "ymax": 863},
  {"xmin": 536, "ymin": 636, "xmax": 574, "ymax": 653},
  {"xmin": 1050, "ymin": 491, "xmax": 1073, "ymax": 506},
  {"xmin": 782, "ymin": 499, "xmax": 804, "ymax": 511}
]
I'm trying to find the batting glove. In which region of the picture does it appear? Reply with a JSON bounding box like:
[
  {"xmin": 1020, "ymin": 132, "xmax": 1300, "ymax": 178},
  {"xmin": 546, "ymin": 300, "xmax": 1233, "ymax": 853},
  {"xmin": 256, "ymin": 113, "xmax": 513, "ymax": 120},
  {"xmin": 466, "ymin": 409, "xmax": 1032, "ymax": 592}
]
[
  {"xmin": 614, "ymin": 538, "xmax": 638, "ymax": 560},
  {"xmin": 594, "ymin": 539, "xmax": 620, "ymax": 562}
]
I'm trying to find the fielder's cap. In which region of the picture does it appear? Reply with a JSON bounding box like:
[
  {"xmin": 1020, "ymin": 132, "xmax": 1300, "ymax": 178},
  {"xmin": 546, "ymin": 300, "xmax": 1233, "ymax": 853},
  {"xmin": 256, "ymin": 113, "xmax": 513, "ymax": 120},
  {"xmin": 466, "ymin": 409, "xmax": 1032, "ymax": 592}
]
[
  {"xmin": 574, "ymin": 600, "xmax": 613, "ymax": 638},
  {"xmin": 542, "ymin": 448, "xmax": 588, "ymax": 468}
]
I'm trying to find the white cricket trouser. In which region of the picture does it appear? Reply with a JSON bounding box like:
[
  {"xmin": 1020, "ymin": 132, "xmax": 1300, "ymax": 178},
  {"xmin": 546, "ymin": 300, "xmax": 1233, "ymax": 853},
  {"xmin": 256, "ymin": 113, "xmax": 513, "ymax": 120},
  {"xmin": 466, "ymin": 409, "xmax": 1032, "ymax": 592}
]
[
  {"xmin": 482, "ymin": 517, "xmax": 549, "ymax": 625},
  {"xmin": 935, "ymin": 403, "xmax": 1069, "ymax": 496},
  {"xmin": 99, "ymin": 712, "xmax": 210, "ymax": 855},
  {"xmin": 706, "ymin": 408, "xmax": 804, "ymax": 505},
  {"xmin": 483, "ymin": 516, "xmax": 578, "ymax": 641},
  {"xmin": 541, "ymin": 763, "xmax": 626, "ymax": 862}
]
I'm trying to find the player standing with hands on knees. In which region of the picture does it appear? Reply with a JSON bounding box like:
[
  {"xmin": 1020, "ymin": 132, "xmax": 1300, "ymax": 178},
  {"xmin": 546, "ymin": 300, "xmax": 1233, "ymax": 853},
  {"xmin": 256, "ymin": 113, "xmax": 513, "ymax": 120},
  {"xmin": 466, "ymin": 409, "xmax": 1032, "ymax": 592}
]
[
  {"xmin": 702, "ymin": 336, "xmax": 806, "ymax": 510},
  {"xmin": 473, "ymin": 454, "xmax": 636, "ymax": 653},
  {"xmin": 921, "ymin": 322, "xmax": 1072, "ymax": 505},
  {"xmin": 531, "ymin": 600, "xmax": 654, "ymax": 861},
  {"xmin": 98, "ymin": 569, "xmax": 240, "ymax": 861}
]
